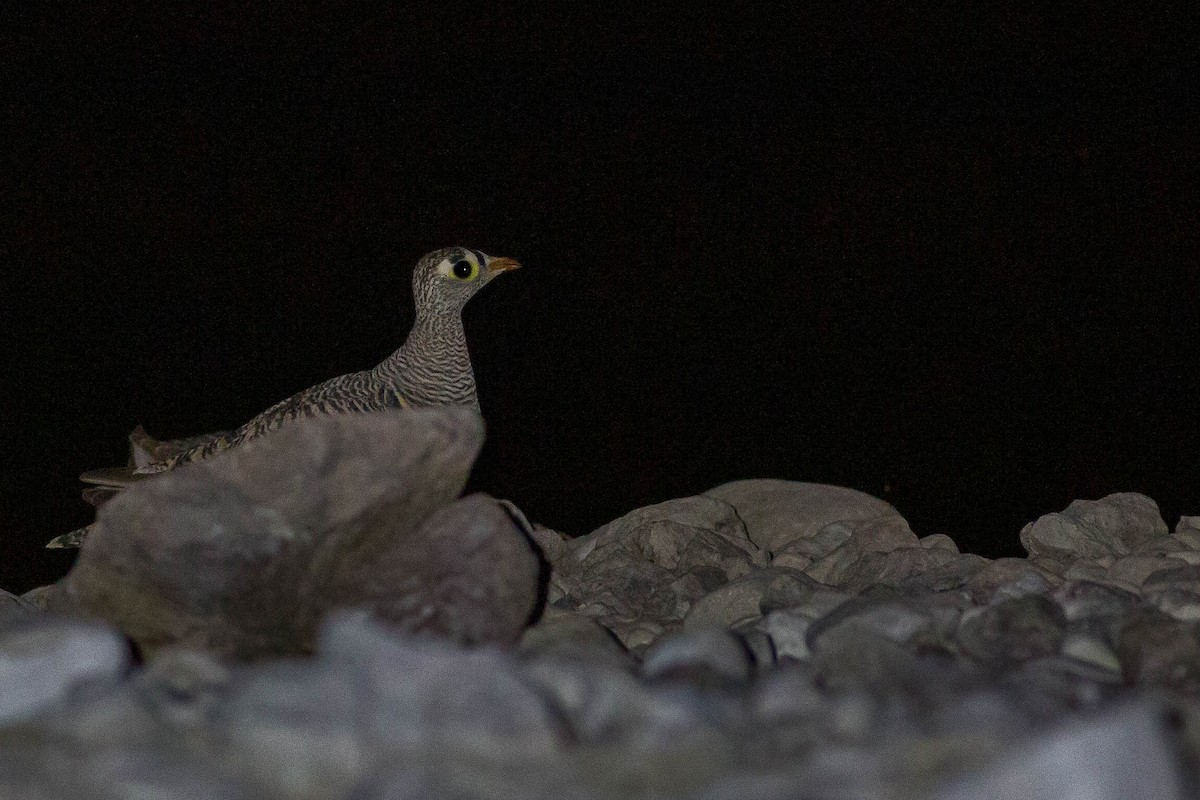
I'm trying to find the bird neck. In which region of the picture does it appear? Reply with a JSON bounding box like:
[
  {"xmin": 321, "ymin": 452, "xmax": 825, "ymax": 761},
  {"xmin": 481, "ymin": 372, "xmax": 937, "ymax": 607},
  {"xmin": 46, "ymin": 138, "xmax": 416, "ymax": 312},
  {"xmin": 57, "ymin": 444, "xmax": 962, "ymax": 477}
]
[{"xmin": 374, "ymin": 310, "xmax": 479, "ymax": 408}]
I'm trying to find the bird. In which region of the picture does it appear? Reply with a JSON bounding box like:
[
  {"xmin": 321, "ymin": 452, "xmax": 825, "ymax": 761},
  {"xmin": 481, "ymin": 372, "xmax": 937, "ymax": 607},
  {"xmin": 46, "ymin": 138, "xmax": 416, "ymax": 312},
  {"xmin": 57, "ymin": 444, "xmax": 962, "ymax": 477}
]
[{"xmin": 47, "ymin": 246, "xmax": 520, "ymax": 549}]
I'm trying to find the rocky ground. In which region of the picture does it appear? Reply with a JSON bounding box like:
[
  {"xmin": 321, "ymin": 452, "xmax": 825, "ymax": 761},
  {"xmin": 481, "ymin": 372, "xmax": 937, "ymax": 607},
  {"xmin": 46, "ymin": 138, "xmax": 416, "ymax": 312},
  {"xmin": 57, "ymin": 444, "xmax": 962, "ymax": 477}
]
[{"xmin": 1, "ymin": 408, "xmax": 1197, "ymax": 798}]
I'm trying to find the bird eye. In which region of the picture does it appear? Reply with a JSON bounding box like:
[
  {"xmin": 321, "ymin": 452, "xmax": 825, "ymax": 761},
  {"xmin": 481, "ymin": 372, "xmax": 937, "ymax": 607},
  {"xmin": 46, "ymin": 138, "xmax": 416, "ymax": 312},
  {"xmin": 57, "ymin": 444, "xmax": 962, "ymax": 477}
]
[{"xmin": 451, "ymin": 259, "xmax": 477, "ymax": 280}]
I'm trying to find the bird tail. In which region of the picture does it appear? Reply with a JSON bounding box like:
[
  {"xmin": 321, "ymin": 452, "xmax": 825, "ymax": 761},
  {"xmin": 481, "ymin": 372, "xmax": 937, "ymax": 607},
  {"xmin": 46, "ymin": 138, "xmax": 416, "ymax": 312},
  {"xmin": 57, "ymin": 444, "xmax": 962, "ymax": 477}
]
[{"xmin": 47, "ymin": 524, "xmax": 91, "ymax": 549}]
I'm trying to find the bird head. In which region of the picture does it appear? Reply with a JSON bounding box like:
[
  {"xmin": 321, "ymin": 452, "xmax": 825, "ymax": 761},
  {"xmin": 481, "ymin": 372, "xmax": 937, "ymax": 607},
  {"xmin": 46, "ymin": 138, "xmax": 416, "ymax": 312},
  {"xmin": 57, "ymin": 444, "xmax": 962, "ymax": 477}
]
[{"xmin": 412, "ymin": 246, "xmax": 521, "ymax": 317}]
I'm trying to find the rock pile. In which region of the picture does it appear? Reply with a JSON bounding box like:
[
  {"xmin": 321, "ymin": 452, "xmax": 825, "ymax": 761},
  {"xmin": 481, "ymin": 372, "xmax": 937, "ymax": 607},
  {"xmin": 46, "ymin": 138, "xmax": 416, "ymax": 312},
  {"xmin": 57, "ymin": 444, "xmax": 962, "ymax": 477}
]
[{"xmin": 2, "ymin": 410, "xmax": 1197, "ymax": 798}]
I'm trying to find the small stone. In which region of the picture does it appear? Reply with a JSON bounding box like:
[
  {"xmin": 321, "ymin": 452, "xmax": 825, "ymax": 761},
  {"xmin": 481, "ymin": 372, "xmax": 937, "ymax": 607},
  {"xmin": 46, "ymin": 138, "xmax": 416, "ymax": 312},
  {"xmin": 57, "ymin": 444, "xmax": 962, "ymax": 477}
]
[
  {"xmin": 964, "ymin": 558, "xmax": 1053, "ymax": 604},
  {"xmin": 0, "ymin": 614, "xmax": 130, "ymax": 724},
  {"xmin": 957, "ymin": 595, "xmax": 1066, "ymax": 665},
  {"xmin": 1049, "ymin": 580, "xmax": 1138, "ymax": 625},
  {"xmin": 641, "ymin": 628, "xmax": 752, "ymax": 685},
  {"xmin": 518, "ymin": 607, "xmax": 633, "ymax": 668},
  {"xmin": 1116, "ymin": 608, "xmax": 1200, "ymax": 691},
  {"xmin": 757, "ymin": 609, "xmax": 814, "ymax": 661}
]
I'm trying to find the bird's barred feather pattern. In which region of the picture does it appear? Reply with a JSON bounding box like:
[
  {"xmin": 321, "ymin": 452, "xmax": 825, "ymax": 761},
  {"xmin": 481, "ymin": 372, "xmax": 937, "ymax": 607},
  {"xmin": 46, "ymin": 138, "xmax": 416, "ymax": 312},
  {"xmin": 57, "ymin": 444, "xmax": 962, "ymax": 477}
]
[{"xmin": 48, "ymin": 246, "xmax": 518, "ymax": 548}]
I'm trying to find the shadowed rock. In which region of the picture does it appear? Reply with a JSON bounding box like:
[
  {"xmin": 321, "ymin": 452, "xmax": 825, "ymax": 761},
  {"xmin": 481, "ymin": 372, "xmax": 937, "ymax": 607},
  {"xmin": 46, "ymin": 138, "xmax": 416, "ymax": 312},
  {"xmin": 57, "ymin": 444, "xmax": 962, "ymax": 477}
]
[{"xmin": 53, "ymin": 408, "xmax": 537, "ymax": 658}]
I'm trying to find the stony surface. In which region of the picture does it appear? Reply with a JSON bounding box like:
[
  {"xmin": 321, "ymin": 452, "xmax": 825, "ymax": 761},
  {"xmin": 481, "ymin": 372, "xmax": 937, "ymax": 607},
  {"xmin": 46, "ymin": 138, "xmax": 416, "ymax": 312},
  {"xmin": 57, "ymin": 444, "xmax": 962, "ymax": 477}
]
[{"xmin": 6, "ymin": 459, "xmax": 1200, "ymax": 797}]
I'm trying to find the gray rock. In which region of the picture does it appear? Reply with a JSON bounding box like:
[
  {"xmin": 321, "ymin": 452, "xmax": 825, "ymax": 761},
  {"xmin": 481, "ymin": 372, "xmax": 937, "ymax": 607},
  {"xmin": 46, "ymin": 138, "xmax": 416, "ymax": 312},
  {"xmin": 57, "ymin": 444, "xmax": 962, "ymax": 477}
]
[
  {"xmin": 641, "ymin": 628, "xmax": 752, "ymax": 685},
  {"xmin": 749, "ymin": 662, "xmax": 825, "ymax": 724},
  {"xmin": 756, "ymin": 609, "xmax": 815, "ymax": 661},
  {"xmin": 806, "ymin": 592, "xmax": 939, "ymax": 652},
  {"xmin": 1105, "ymin": 554, "xmax": 1187, "ymax": 589},
  {"xmin": 517, "ymin": 607, "xmax": 633, "ymax": 669},
  {"xmin": 0, "ymin": 744, "xmax": 255, "ymax": 800},
  {"xmin": 841, "ymin": 548, "xmax": 988, "ymax": 594},
  {"xmin": 920, "ymin": 533, "xmax": 960, "ymax": 552},
  {"xmin": 0, "ymin": 589, "xmax": 39, "ymax": 619},
  {"xmin": 1116, "ymin": 608, "xmax": 1200, "ymax": 691},
  {"xmin": 692, "ymin": 772, "xmax": 803, "ymax": 800},
  {"xmin": 963, "ymin": 558, "xmax": 1055, "ymax": 604},
  {"xmin": 702, "ymin": 479, "xmax": 903, "ymax": 554},
  {"xmin": 1048, "ymin": 580, "xmax": 1138, "ymax": 624},
  {"xmin": 957, "ymin": 595, "xmax": 1067, "ymax": 665},
  {"xmin": 682, "ymin": 567, "xmax": 822, "ymax": 630},
  {"xmin": 57, "ymin": 409, "xmax": 498, "ymax": 658},
  {"xmin": 0, "ymin": 614, "xmax": 129, "ymax": 724},
  {"xmin": 560, "ymin": 495, "xmax": 766, "ymax": 650},
  {"xmin": 933, "ymin": 702, "xmax": 1182, "ymax": 800},
  {"xmin": 318, "ymin": 611, "xmax": 560, "ymax": 755},
  {"xmin": 769, "ymin": 524, "xmax": 852, "ymax": 571},
  {"xmin": 1020, "ymin": 492, "xmax": 1169, "ymax": 563},
  {"xmin": 324, "ymin": 492, "xmax": 541, "ymax": 646},
  {"xmin": 213, "ymin": 659, "xmax": 368, "ymax": 799},
  {"xmin": 137, "ymin": 647, "xmax": 232, "ymax": 729},
  {"xmin": 1143, "ymin": 587, "xmax": 1200, "ymax": 623},
  {"xmin": 19, "ymin": 583, "xmax": 60, "ymax": 611},
  {"xmin": 520, "ymin": 656, "xmax": 730, "ymax": 753},
  {"xmin": 1143, "ymin": 563, "xmax": 1200, "ymax": 593}
]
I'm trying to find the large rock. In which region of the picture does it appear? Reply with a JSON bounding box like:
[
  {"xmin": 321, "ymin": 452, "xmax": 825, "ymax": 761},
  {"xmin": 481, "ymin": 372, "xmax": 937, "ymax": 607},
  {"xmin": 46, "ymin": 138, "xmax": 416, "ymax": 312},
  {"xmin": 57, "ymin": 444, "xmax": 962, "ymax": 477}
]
[
  {"xmin": 1020, "ymin": 493, "xmax": 1169, "ymax": 564},
  {"xmin": 55, "ymin": 409, "xmax": 537, "ymax": 658},
  {"xmin": 557, "ymin": 495, "xmax": 767, "ymax": 651},
  {"xmin": 703, "ymin": 479, "xmax": 907, "ymax": 554}
]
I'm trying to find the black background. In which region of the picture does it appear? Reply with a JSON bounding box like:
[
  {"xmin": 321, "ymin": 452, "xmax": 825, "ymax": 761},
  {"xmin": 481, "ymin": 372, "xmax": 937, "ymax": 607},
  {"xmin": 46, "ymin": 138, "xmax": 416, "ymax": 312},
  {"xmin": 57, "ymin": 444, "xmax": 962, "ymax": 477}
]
[{"xmin": 3, "ymin": 5, "xmax": 1197, "ymax": 593}]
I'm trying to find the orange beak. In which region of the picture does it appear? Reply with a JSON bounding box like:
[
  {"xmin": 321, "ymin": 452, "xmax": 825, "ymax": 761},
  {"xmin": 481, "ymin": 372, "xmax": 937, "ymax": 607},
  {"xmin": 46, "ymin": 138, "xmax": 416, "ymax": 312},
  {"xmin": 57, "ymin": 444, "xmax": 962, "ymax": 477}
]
[{"xmin": 486, "ymin": 256, "xmax": 522, "ymax": 275}]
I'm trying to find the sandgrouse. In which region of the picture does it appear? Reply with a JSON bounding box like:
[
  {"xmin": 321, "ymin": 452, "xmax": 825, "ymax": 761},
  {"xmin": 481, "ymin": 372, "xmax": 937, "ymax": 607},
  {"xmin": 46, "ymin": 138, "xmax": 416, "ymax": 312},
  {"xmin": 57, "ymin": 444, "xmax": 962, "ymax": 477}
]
[{"xmin": 48, "ymin": 246, "xmax": 519, "ymax": 549}]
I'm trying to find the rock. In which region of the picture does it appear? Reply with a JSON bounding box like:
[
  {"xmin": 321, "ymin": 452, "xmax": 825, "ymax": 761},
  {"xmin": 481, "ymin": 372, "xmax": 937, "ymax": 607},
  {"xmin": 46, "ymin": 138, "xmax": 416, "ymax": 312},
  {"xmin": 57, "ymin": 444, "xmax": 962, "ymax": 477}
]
[
  {"xmin": 0, "ymin": 614, "xmax": 130, "ymax": 724},
  {"xmin": 702, "ymin": 479, "xmax": 903, "ymax": 554},
  {"xmin": 1020, "ymin": 493, "xmax": 1169, "ymax": 563},
  {"xmin": 1048, "ymin": 580, "xmax": 1138, "ymax": 624},
  {"xmin": 0, "ymin": 589, "xmax": 38, "ymax": 620},
  {"xmin": 324, "ymin": 492, "xmax": 541, "ymax": 646},
  {"xmin": 19, "ymin": 583, "xmax": 60, "ymax": 611},
  {"xmin": 1142, "ymin": 563, "xmax": 1200, "ymax": 593},
  {"xmin": 693, "ymin": 772, "xmax": 804, "ymax": 800},
  {"xmin": 213, "ymin": 658, "xmax": 368, "ymax": 798},
  {"xmin": 319, "ymin": 611, "xmax": 561, "ymax": 754},
  {"xmin": 769, "ymin": 524, "xmax": 851, "ymax": 570},
  {"xmin": 1143, "ymin": 587, "xmax": 1200, "ymax": 623},
  {"xmin": 137, "ymin": 647, "xmax": 232, "ymax": 728},
  {"xmin": 682, "ymin": 567, "xmax": 822, "ymax": 630},
  {"xmin": 1105, "ymin": 555, "xmax": 1187, "ymax": 589},
  {"xmin": 933, "ymin": 702, "xmax": 1182, "ymax": 800},
  {"xmin": 0, "ymin": 744, "xmax": 255, "ymax": 800},
  {"xmin": 840, "ymin": 548, "xmax": 988, "ymax": 594},
  {"xmin": 560, "ymin": 495, "xmax": 766, "ymax": 650},
  {"xmin": 520, "ymin": 656, "xmax": 729, "ymax": 752},
  {"xmin": 963, "ymin": 557, "xmax": 1054, "ymax": 604},
  {"xmin": 1116, "ymin": 608, "xmax": 1200, "ymax": 691},
  {"xmin": 806, "ymin": 592, "xmax": 940, "ymax": 652},
  {"xmin": 957, "ymin": 595, "xmax": 1067, "ymax": 665},
  {"xmin": 641, "ymin": 628, "xmax": 752, "ymax": 685},
  {"xmin": 517, "ymin": 606, "xmax": 633, "ymax": 669},
  {"xmin": 757, "ymin": 609, "xmax": 816, "ymax": 661},
  {"xmin": 57, "ymin": 409, "xmax": 500, "ymax": 658},
  {"xmin": 920, "ymin": 534, "xmax": 960, "ymax": 552}
]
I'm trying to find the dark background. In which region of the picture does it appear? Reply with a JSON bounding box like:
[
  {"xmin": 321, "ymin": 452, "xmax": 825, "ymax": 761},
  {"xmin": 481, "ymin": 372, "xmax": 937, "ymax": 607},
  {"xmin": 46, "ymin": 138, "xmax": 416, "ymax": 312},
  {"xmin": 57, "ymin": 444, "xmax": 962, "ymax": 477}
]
[{"xmin": 2, "ymin": 5, "xmax": 1197, "ymax": 593}]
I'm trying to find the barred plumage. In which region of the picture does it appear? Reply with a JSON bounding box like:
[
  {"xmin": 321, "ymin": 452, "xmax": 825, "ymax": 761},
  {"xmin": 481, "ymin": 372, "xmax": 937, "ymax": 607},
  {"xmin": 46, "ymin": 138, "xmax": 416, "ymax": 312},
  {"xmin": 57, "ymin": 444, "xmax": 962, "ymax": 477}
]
[{"xmin": 47, "ymin": 246, "xmax": 519, "ymax": 548}]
